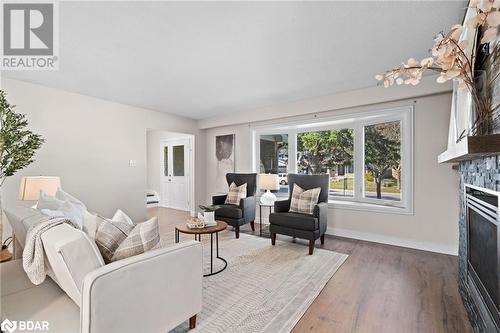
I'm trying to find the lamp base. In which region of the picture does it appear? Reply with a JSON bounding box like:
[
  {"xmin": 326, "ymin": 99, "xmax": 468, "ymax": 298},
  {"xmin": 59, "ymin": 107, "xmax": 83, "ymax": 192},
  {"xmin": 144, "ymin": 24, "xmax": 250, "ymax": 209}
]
[{"xmin": 260, "ymin": 190, "xmax": 277, "ymax": 206}]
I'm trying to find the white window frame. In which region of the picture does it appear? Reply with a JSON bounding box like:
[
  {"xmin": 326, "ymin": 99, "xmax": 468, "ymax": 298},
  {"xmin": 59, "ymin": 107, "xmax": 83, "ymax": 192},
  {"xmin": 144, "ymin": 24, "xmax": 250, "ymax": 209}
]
[{"xmin": 253, "ymin": 105, "xmax": 414, "ymax": 215}]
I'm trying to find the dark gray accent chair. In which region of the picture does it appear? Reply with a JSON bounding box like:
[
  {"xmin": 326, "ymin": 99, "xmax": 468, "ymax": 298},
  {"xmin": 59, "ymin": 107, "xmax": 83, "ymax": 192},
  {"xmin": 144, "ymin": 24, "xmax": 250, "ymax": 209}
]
[
  {"xmin": 212, "ymin": 173, "xmax": 257, "ymax": 238},
  {"xmin": 269, "ymin": 174, "xmax": 329, "ymax": 255}
]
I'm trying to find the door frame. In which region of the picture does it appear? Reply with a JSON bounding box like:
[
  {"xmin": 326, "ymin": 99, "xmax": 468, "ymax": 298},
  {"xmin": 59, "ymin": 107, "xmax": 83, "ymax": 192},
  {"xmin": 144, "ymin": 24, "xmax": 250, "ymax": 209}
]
[{"xmin": 159, "ymin": 136, "xmax": 195, "ymax": 216}]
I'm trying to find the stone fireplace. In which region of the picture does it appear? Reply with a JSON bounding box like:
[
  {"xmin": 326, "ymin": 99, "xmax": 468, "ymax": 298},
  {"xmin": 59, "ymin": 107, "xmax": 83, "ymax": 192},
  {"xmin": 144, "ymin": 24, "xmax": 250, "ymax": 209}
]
[{"xmin": 459, "ymin": 156, "xmax": 500, "ymax": 332}]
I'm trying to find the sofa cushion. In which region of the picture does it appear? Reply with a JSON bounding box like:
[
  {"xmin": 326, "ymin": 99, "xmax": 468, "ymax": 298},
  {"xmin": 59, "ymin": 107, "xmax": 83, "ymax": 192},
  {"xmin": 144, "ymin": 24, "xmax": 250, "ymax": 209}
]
[
  {"xmin": 269, "ymin": 212, "xmax": 318, "ymax": 231},
  {"xmin": 41, "ymin": 223, "xmax": 105, "ymax": 306},
  {"xmin": 111, "ymin": 217, "xmax": 161, "ymax": 262},
  {"xmin": 216, "ymin": 204, "xmax": 243, "ymax": 219}
]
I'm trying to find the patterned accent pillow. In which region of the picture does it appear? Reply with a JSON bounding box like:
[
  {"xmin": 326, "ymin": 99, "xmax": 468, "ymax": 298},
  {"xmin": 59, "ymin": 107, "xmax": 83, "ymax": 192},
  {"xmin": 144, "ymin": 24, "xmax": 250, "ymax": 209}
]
[
  {"xmin": 225, "ymin": 182, "xmax": 247, "ymax": 205},
  {"xmin": 95, "ymin": 217, "xmax": 134, "ymax": 263},
  {"xmin": 111, "ymin": 217, "xmax": 161, "ymax": 262},
  {"xmin": 289, "ymin": 184, "xmax": 321, "ymax": 215}
]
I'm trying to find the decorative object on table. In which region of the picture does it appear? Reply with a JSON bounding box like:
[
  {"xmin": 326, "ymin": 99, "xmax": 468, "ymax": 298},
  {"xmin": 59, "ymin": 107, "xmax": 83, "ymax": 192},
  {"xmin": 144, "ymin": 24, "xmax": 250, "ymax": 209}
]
[
  {"xmin": 175, "ymin": 221, "xmax": 228, "ymax": 277},
  {"xmin": 198, "ymin": 205, "xmax": 220, "ymax": 227},
  {"xmin": 269, "ymin": 174, "xmax": 329, "ymax": 255},
  {"xmin": 186, "ymin": 217, "xmax": 206, "ymax": 229},
  {"xmin": 0, "ymin": 90, "xmax": 44, "ymax": 244},
  {"xmin": 212, "ymin": 173, "xmax": 257, "ymax": 239},
  {"xmin": 258, "ymin": 173, "xmax": 280, "ymax": 205},
  {"xmin": 376, "ymin": 0, "xmax": 500, "ymax": 140},
  {"xmin": 215, "ymin": 134, "xmax": 235, "ymax": 194}
]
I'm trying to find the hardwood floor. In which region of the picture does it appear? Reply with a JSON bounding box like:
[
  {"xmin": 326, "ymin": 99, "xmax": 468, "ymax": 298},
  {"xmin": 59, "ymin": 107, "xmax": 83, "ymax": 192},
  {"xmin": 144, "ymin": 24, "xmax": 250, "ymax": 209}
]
[{"xmin": 148, "ymin": 207, "xmax": 472, "ymax": 333}]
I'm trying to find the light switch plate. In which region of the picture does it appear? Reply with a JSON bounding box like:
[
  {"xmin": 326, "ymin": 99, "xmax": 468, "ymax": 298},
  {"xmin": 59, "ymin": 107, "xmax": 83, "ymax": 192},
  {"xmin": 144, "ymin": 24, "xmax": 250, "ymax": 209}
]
[{"xmin": 129, "ymin": 159, "xmax": 137, "ymax": 167}]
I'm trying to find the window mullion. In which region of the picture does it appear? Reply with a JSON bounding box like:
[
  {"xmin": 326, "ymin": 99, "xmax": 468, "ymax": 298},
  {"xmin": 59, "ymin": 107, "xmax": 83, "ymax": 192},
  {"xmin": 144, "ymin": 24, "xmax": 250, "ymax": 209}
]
[
  {"xmin": 353, "ymin": 123, "xmax": 364, "ymax": 202},
  {"xmin": 289, "ymin": 130, "xmax": 297, "ymax": 174}
]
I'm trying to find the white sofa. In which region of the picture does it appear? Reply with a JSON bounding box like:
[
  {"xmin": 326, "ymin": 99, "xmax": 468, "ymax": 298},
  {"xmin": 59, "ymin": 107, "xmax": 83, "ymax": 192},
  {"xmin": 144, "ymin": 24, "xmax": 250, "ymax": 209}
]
[{"xmin": 2, "ymin": 206, "xmax": 203, "ymax": 333}]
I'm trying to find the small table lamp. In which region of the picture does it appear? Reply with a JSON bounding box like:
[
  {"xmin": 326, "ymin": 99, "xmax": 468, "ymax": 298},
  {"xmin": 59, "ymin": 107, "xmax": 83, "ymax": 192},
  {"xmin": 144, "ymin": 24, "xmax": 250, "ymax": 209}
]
[
  {"xmin": 259, "ymin": 174, "xmax": 280, "ymax": 205},
  {"xmin": 18, "ymin": 176, "xmax": 61, "ymax": 201}
]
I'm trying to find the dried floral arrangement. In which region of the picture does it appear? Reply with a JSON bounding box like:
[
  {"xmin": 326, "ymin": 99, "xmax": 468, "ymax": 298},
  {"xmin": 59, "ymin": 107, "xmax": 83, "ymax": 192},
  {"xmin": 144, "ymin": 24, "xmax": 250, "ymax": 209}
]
[{"xmin": 376, "ymin": 0, "xmax": 500, "ymax": 139}]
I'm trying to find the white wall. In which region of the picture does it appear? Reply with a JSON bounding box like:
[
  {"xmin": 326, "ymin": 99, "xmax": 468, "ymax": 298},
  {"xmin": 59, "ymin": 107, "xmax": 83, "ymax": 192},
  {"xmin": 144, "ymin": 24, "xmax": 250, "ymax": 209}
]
[
  {"xmin": 146, "ymin": 130, "xmax": 192, "ymax": 195},
  {"xmin": 203, "ymin": 93, "xmax": 460, "ymax": 255},
  {"xmin": 1, "ymin": 79, "xmax": 205, "ymax": 237}
]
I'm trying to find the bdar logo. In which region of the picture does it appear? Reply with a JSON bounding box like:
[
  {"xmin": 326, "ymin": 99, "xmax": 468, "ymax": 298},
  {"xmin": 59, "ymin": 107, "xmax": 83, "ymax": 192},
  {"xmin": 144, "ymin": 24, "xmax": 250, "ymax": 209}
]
[{"xmin": 1, "ymin": 318, "xmax": 17, "ymax": 333}]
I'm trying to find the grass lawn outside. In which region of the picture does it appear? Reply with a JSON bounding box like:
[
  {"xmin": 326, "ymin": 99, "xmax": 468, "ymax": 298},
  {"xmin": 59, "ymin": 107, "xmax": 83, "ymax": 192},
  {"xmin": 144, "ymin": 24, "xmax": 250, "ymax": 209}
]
[{"xmin": 330, "ymin": 177, "xmax": 401, "ymax": 194}]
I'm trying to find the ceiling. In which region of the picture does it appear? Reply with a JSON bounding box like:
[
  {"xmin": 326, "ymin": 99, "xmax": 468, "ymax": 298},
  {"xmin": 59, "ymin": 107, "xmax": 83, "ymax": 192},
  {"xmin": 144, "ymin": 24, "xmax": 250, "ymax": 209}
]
[{"xmin": 3, "ymin": 1, "xmax": 467, "ymax": 120}]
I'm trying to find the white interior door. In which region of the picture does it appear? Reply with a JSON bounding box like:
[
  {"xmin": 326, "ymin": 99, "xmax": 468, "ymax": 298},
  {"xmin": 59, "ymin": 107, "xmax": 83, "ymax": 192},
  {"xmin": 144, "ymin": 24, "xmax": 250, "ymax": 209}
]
[{"xmin": 160, "ymin": 139, "xmax": 190, "ymax": 211}]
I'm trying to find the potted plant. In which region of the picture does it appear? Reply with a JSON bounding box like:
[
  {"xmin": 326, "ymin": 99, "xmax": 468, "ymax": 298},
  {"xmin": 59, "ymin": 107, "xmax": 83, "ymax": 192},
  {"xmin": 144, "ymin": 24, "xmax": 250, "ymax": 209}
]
[
  {"xmin": 0, "ymin": 90, "xmax": 44, "ymax": 243},
  {"xmin": 198, "ymin": 205, "xmax": 221, "ymax": 225}
]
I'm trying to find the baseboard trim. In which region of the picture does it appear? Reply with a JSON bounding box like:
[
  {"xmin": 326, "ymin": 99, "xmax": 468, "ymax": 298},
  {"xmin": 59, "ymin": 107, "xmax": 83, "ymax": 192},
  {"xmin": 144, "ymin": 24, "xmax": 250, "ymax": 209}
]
[{"xmin": 326, "ymin": 227, "xmax": 458, "ymax": 256}]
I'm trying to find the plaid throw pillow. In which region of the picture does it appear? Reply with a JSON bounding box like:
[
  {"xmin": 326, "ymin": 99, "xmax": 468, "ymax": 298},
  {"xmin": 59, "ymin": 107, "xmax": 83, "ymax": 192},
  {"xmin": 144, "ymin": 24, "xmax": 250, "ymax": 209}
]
[
  {"xmin": 95, "ymin": 216, "xmax": 161, "ymax": 263},
  {"xmin": 289, "ymin": 184, "xmax": 321, "ymax": 215},
  {"xmin": 95, "ymin": 217, "xmax": 134, "ymax": 263},
  {"xmin": 112, "ymin": 217, "xmax": 161, "ymax": 262},
  {"xmin": 225, "ymin": 182, "xmax": 247, "ymax": 205}
]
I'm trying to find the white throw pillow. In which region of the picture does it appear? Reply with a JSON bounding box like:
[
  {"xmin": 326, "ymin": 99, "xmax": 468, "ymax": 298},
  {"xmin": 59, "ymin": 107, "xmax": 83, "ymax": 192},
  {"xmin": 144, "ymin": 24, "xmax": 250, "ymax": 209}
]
[
  {"xmin": 36, "ymin": 190, "xmax": 65, "ymax": 210},
  {"xmin": 111, "ymin": 209, "xmax": 134, "ymax": 225},
  {"xmin": 56, "ymin": 188, "xmax": 87, "ymax": 210},
  {"xmin": 40, "ymin": 209, "xmax": 65, "ymax": 218},
  {"xmin": 40, "ymin": 200, "xmax": 85, "ymax": 229}
]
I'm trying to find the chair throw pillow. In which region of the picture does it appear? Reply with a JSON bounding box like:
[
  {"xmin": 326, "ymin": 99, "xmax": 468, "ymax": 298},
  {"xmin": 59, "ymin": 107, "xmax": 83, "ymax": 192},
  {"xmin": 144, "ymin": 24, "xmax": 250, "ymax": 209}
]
[
  {"xmin": 111, "ymin": 217, "xmax": 161, "ymax": 262},
  {"xmin": 225, "ymin": 182, "xmax": 247, "ymax": 205},
  {"xmin": 289, "ymin": 184, "xmax": 321, "ymax": 215}
]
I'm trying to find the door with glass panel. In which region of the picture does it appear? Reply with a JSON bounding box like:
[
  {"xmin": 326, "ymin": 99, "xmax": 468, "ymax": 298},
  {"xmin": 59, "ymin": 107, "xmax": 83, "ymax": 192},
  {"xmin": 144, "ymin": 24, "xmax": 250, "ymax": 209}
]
[{"xmin": 160, "ymin": 139, "xmax": 190, "ymax": 211}]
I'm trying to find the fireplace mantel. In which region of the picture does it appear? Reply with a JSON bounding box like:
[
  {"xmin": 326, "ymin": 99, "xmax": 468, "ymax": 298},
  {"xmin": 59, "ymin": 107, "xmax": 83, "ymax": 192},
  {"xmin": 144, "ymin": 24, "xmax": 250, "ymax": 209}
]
[{"xmin": 438, "ymin": 134, "xmax": 500, "ymax": 163}]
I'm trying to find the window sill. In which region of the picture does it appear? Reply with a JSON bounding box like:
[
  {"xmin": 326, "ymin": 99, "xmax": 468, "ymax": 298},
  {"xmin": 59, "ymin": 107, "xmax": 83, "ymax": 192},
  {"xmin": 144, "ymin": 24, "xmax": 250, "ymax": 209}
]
[{"xmin": 328, "ymin": 199, "xmax": 413, "ymax": 215}]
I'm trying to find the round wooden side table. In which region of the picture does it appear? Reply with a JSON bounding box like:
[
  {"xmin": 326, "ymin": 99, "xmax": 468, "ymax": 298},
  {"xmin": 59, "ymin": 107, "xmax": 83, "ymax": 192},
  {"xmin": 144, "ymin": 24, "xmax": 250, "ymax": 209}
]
[{"xmin": 175, "ymin": 221, "xmax": 228, "ymax": 277}]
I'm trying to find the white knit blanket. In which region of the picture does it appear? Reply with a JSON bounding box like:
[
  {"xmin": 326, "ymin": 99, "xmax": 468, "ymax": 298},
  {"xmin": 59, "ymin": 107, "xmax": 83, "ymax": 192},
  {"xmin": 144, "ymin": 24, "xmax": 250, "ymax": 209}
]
[{"xmin": 23, "ymin": 217, "xmax": 77, "ymax": 285}]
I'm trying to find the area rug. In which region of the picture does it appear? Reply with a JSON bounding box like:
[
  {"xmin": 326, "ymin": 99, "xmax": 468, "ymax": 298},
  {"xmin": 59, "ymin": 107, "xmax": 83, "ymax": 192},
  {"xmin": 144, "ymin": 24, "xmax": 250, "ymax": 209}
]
[{"xmin": 163, "ymin": 229, "xmax": 348, "ymax": 333}]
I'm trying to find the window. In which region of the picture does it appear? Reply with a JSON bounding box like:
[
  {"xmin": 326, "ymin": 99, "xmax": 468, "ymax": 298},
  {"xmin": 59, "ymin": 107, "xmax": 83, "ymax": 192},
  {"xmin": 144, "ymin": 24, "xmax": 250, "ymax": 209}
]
[
  {"xmin": 259, "ymin": 134, "xmax": 289, "ymax": 196},
  {"xmin": 364, "ymin": 121, "xmax": 401, "ymax": 202},
  {"xmin": 253, "ymin": 106, "xmax": 413, "ymax": 214},
  {"xmin": 173, "ymin": 145, "xmax": 185, "ymax": 176},
  {"xmin": 297, "ymin": 129, "xmax": 354, "ymax": 198}
]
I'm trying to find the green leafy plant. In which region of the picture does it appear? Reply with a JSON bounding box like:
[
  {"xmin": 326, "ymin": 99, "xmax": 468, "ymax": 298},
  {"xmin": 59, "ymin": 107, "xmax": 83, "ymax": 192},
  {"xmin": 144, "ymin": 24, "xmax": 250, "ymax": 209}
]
[
  {"xmin": 0, "ymin": 90, "xmax": 44, "ymax": 241},
  {"xmin": 199, "ymin": 205, "xmax": 221, "ymax": 212}
]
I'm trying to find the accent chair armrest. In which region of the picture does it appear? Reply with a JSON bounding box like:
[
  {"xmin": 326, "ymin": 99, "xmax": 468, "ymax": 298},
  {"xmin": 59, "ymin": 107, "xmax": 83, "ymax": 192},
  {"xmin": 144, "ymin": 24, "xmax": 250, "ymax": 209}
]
[
  {"xmin": 313, "ymin": 202, "xmax": 328, "ymax": 231},
  {"xmin": 212, "ymin": 194, "xmax": 227, "ymax": 205},
  {"xmin": 274, "ymin": 199, "xmax": 291, "ymax": 213},
  {"xmin": 240, "ymin": 196, "xmax": 256, "ymax": 221},
  {"xmin": 80, "ymin": 241, "xmax": 202, "ymax": 333}
]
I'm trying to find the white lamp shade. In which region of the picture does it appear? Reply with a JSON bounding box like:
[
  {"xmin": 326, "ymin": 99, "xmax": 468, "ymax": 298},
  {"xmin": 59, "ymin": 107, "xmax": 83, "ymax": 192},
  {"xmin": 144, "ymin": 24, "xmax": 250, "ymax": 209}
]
[
  {"xmin": 18, "ymin": 176, "xmax": 61, "ymax": 201},
  {"xmin": 258, "ymin": 173, "xmax": 280, "ymax": 191}
]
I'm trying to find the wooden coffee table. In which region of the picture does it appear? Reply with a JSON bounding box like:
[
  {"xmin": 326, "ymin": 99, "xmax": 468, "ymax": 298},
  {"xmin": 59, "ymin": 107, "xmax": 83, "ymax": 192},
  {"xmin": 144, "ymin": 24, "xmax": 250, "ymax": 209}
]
[{"xmin": 175, "ymin": 221, "xmax": 228, "ymax": 277}]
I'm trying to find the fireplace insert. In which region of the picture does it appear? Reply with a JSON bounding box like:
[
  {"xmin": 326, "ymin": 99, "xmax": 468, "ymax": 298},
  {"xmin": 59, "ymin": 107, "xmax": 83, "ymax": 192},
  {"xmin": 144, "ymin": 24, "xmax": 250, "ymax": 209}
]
[{"xmin": 466, "ymin": 184, "xmax": 500, "ymax": 329}]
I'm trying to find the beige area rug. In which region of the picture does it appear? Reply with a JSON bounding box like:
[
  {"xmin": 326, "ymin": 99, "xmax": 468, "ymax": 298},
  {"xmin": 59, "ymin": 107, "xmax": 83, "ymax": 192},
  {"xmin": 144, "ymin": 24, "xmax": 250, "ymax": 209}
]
[{"xmin": 164, "ymin": 229, "xmax": 348, "ymax": 333}]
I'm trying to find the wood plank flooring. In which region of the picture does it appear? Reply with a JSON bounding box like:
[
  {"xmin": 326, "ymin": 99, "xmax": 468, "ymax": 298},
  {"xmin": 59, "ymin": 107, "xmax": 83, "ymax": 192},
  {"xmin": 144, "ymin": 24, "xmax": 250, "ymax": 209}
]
[{"xmin": 148, "ymin": 207, "xmax": 472, "ymax": 333}]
